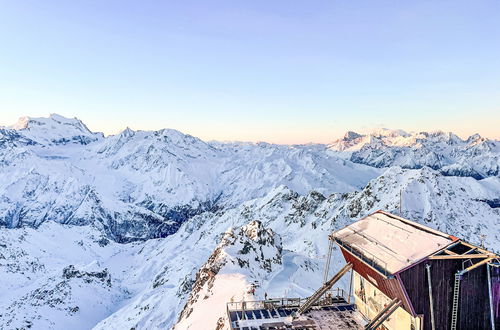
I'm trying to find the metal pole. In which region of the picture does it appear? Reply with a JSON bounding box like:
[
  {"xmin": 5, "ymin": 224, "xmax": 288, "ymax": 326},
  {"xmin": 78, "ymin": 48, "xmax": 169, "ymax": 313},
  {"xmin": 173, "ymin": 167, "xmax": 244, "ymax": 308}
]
[
  {"xmin": 425, "ymin": 264, "xmax": 436, "ymax": 330},
  {"xmin": 348, "ymin": 269, "xmax": 354, "ymax": 304},
  {"xmin": 487, "ymin": 264, "xmax": 496, "ymax": 330},
  {"xmin": 323, "ymin": 238, "xmax": 334, "ymax": 284}
]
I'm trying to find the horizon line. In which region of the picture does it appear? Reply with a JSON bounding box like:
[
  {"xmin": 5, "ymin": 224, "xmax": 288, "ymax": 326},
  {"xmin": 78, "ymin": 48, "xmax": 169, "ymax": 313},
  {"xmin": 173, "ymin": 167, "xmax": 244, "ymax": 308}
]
[{"xmin": 1, "ymin": 113, "xmax": 498, "ymax": 145}]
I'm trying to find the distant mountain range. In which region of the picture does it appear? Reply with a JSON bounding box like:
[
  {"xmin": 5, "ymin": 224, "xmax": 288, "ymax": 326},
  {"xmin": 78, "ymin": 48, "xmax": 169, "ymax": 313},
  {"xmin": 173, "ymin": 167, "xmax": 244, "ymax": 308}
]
[
  {"xmin": 329, "ymin": 128, "xmax": 499, "ymax": 179},
  {"xmin": 0, "ymin": 114, "xmax": 499, "ymax": 329}
]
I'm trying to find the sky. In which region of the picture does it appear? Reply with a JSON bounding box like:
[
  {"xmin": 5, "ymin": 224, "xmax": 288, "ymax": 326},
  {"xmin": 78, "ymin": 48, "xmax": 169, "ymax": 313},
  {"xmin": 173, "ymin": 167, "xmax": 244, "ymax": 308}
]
[{"xmin": 0, "ymin": 0, "xmax": 499, "ymax": 144}]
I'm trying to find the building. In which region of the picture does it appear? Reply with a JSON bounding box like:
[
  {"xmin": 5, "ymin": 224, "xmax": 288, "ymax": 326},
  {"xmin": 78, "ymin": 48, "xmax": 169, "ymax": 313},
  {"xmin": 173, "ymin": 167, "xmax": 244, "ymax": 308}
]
[
  {"xmin": 226, "ymin": 210, "xmax": 500, "ymax": 330},
  {"xmin": 332, "ymin": 210, "xmax": 500, "ymax": 330}
]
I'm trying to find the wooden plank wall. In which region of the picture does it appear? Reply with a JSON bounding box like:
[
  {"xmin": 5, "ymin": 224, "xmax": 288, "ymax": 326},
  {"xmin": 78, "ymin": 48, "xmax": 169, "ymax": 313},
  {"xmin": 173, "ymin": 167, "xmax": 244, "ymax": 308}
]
[{"xmin": 399, "ymin": 259, "xmax": 492, "ymax": 330}]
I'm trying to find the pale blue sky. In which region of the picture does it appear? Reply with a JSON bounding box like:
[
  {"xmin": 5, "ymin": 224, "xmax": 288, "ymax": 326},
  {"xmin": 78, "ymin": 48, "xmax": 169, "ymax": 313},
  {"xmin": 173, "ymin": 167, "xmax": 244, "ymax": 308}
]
[{"xmin": 1, "ymin": 0, "xmax": 499, "ymax": 143}]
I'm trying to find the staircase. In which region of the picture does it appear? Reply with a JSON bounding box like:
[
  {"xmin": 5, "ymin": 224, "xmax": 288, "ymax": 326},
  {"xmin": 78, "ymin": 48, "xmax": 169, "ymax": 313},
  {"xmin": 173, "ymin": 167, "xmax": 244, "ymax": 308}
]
[{"xmin": 295, "ymin": 262, "xmax": 352, "ymax": 316}]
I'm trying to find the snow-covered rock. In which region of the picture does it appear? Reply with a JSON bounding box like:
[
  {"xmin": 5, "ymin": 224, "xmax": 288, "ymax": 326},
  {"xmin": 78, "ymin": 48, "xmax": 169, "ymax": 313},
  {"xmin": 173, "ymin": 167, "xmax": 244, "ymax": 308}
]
[
  {"xmin": 0, "ymin": 223, "xmax": 129, "ymax": 330},
  {"xmin": 174, "ymin": 221, "xmax": 282, "ymax": 330}
]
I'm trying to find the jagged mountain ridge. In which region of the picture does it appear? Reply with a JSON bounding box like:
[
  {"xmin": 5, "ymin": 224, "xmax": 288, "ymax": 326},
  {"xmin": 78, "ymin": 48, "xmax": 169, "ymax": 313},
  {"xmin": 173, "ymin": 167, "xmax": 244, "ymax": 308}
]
[
  {"xmin": 1, "ymin": 115, "xmax": 499, "ymax": 243},
  {"xmin": 0, "ymin": 114, "xmax": 380, "ymax": 242},
  {"xmin": 328, "ymin": 128, "xmax": 500, "ymax": 179}
]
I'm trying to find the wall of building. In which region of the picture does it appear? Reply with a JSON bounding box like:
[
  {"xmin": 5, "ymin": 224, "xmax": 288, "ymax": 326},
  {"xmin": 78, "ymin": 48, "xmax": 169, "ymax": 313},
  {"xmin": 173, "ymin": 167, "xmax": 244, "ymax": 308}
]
[
  {"xmin": 340, "ymin": 247, "xmax": 414, "ymax": 314},
  {"xmin": 399, "ymin": 259, "xmax": 493, "ymax": 330},
  {"xmin": 353, "ymin": 271, "xmax": 420, "ymax": 330}
]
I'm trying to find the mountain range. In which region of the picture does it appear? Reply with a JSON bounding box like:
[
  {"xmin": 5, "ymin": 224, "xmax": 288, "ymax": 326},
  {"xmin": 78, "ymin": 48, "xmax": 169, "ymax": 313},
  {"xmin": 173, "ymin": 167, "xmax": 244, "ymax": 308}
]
[{"xmin": 0, "ymin": 114, "xmax": 499, "ymax": 329}]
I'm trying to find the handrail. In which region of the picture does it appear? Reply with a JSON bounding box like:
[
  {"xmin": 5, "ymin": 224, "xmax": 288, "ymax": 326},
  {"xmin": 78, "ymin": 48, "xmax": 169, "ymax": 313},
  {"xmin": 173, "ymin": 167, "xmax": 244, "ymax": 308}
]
[
  {"xmin": 334, "ymin": 237, "xmax": 391, "ymax": 277},
  {"xmin": 226, "ymin": 287, "xmax": 352, "ymax": 313}
]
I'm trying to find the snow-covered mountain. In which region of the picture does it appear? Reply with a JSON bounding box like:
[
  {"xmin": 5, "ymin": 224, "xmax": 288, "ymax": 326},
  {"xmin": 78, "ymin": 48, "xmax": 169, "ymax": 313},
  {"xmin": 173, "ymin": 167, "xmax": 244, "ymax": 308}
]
[
  {"xmin": 8, "ymin": 114, "xmax": 103, "ymax": 146},
  {"xmin": 0, "ymin": 114, "xmax": 499, "ymax": 329},
  {"xmin": 328, "ymin": 128, "xmax": 500, "ymax": 179},
  {"xmin": 174, "ymin": 220, "xmax": 283, "ymax": 330},
  {"xmin": 0, "ymin": 114, "xmax": 381, "ymax": 242}
]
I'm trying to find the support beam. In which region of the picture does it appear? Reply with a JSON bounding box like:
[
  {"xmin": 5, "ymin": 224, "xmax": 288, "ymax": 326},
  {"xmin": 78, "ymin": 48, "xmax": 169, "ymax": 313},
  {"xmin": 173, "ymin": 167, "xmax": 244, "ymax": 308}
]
[
  {"xmin": 464, "ymin": 247, "xmax": 478, "ymax": 255},
  {"xmin": 462, "ymin": 257, "xmax": 496, "ymax": 273},
  {"xmin": 433, "ymin": 240, "xmax": 491, "ymax": 259},
  {"xmin": 369, "ymin": 303, "xmax": 401, "ymax": 330},
  {"xmin": 295, "ymin": 262, "xmax": 352, "ymax": 316},
  {"xmin": 365, "ymin": 298, "xmax": 401, "ymax": 330},
  {"xmin": 429, "ymin": 254, "xmax": 491, "ymax": 260},
  {"xmin": 459, "ymin": 241, "xmax": 490, "ymax": 255}
]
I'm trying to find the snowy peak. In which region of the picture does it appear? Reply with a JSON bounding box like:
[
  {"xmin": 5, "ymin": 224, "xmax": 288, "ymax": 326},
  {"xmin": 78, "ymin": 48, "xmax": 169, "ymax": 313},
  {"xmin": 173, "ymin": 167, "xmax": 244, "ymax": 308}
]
[
  {"xmin": 218, "ymin": 220, "xmax": 283, "ymax": 274},
  {"xmin": 97, "ymin": 126, "xmax": 214, "ymax": 158},
  {"xmin": 119, "ymin": 127, "xmax": 135, "ymax": 138},
  {"xmin": 368, "ymin": 127, "xmax": 410, "ymax": 138},
  {"xmin": 11, "ymin": 116, "xmax": 30, "ymax": 130},
  {"xmin": 328, "ymin": 129, "xmax": 393, "ymax": 152},
  {"xmin": 419, "ymin": 130, "xmax": 462, "ymax": 145},
  {"xmin": 175, "ymin": 220, "xmax": 282, "ymax": 329},
  {"xmin": 11, "ymin": 114, "xmax": 102, "ymax": 145},
  {"xmin": 343, "ymin": 131, "xmax": 363, "ymax": 140},
  {"xmin": 327, "ymin": 131, "xmax": 365, "ymax": 151},
  {"xmin": 467, "ymin": 133, "xmax": 483, "ymax": 143},
  {"xmin": 240, "ymin": 220, "xmax": 280, "ymax": 244},
  {"xmin": 12, "ymin": 114, "xmax": 89, "ymax": 133},
  {"xmin": 329, "ymin": 128, "xmax": 465, "ymax": 151}
]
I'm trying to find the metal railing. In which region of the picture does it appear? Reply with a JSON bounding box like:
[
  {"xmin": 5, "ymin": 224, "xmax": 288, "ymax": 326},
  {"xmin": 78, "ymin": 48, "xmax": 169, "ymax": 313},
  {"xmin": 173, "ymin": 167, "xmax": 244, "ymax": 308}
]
[
  {"xmin": 334, "ymin": 237, "xmax": 392, "ymax": 277},
  {"xmin": 226, "ymin": 287, "xmax": 351, "ymax": 314},
  {"xmin": 227, "ymin": 298, "xmax": 300, "ymax": 314}
]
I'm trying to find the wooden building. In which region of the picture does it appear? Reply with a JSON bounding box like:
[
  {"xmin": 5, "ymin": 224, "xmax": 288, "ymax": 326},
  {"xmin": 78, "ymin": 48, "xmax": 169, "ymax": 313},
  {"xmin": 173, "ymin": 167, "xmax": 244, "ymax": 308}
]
[{"xmin": 332, "ymin": 210, "xmax": 500, "ymax": 330}]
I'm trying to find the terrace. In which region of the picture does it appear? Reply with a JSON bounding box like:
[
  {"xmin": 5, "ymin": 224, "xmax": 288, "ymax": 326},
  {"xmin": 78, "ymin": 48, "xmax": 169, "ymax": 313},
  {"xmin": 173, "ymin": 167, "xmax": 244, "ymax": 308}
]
[{"xmin": 226, "ymin": 289, "xmax": 365, "ymax": 330}]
